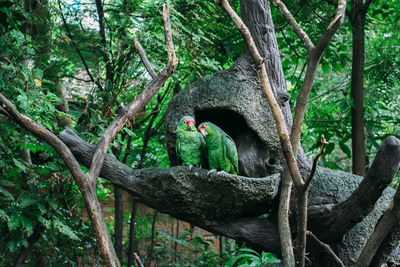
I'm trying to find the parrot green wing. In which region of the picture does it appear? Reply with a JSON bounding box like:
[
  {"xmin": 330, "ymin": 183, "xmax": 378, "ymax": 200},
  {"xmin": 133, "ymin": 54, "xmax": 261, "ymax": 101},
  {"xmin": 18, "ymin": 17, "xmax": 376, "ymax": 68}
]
[
  {"xmin": 221, "ymin": 131, "xmax": 239, "ymax": 174},
  {"xmin": 197, "ymin": 131, "xmax": 207, "ymax": 167},
  {"xmin": 175, "ymin": 136, "xmax": 181, "ymax": 161}
]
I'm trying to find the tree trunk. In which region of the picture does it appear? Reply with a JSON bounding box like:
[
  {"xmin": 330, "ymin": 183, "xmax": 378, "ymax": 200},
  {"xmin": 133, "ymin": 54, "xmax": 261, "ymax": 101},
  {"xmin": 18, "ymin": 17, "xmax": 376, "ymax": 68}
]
[
  {"xmin": 350, "ymin": 0, "xmax": 368, "ymax": 176},
  {"xmin": 114, "ymin": 185, "xmax": 123, "ymax": 264}
]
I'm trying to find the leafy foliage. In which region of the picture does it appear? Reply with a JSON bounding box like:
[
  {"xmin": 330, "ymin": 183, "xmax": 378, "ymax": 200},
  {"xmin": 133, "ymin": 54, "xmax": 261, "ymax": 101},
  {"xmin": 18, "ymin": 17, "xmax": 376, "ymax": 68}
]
[{"xmin": 225, "ymin": 247, "xmax": 281, "ymax": 267}]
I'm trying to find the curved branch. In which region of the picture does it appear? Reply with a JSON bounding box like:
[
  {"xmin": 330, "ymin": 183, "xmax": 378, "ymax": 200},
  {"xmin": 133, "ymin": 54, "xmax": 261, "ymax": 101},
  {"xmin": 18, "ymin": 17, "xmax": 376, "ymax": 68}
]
[{"xmin": 308, "ymin": 136, "xmax": 400, "ymax": 242}]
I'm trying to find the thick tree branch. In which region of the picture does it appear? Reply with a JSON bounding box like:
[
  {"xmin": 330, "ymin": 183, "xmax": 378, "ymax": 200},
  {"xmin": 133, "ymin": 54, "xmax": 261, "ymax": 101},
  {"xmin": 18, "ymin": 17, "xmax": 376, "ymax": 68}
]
[
  {"xmin": 0, "ymin": 106, "xmax": 10, "ymax": 117},
  {"xmin": 88, "ymin": 4, "xmax": 178, "ymax": 182},
  {"xmin": 308, "ymin": 136, "xmax": 400, "ymax": 242},
  {"xmin": 59, "ymin": 128, "xmax": 280, "ymax": 223},
  {"xmin": 59, "ymin": 128, "xmax": 282, "ymax": 252},
  {"xmin": 370, "ymin": 221, "xmax": 400, "ymax": 266}
]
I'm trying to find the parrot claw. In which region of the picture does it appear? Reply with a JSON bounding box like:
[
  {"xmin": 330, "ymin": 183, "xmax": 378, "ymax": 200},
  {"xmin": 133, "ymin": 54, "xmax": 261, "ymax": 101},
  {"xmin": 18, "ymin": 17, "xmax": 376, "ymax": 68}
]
[
  {"xmin": 189, "ymin": 165, "xmax": 193, "ymax": 171},
  {"xmin": 217, "ymin": 170, "xmax": 227, "ymax": 175},
  {"xmin": 207, "ymin": 169, "xmax": 217, "ymax": 176}
]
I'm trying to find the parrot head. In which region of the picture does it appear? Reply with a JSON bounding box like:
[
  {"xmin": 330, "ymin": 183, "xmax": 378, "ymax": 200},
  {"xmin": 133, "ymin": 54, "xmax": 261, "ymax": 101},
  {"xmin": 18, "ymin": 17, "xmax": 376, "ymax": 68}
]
[
  {"xmin": 198, "ymin": 122, "xmax": 214, "ymax": 137},
  {"xmin": 178, "ymin": 116, "xmax": 196, "ymax": 131}
]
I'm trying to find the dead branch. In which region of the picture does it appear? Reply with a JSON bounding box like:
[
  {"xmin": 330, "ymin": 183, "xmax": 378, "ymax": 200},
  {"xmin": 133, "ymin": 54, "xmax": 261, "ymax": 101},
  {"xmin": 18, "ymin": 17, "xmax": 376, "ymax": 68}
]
[{"xmin": 135, "ymin": 39, "xmax": 157, "ymax": 78}]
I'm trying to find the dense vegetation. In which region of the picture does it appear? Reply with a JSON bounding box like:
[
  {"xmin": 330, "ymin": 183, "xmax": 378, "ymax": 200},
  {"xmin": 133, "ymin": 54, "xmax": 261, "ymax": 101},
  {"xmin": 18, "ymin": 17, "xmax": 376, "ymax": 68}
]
[{"xmin": 0, "ymin": 0, "xmax": 399, "ymax": 265}]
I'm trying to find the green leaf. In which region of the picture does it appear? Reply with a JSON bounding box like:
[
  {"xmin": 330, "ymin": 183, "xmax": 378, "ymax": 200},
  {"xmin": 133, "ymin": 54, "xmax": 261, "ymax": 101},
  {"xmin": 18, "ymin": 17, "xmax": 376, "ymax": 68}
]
[
  {"xmin": 19, "ymin": 192, "xmax": 36, "ymax": 208},
  {"xmin": 10, "ymin": 29, "xmax": 25, "ymax": 47},
  {"xmin": 38, "ymin": 203, "xmax": 46, "ymax": 214},
  {"xmin": 8, "ymin": 214, "xmax": 23, "ymax": 230},
  {"xmin": 325, "ymin": 143, "xmax": 335, "ymax": 155},
  {"xmin": 0, "ymin": 187, "xmax": 14, "ymax": 200},
  {"xmin": 48, "ymin": 199, "xmax": 58, "ymax": 210},
  {"xmin": 339, "ymin": 141, "xmax": 352, "ymax": 158},
  {"xmin": 33, "ymin": 68, "xmax": 43, "ymax": 79},
  {"xmin": 0, "ymin": 179, "xmax": 15, "ymax": 187},
  {"xmin": 321, "ymin": 64, "xmax": 330, "ymax": 73},
  {"xmin": 21, "ymin": 216, "xmax": 33, "ymax": 235},
  {"xmin": 38, "ymin": 216, "xmax": 51, "ymax": 229},
  {"xmin": 7, "ymin": 240, "xmax": 18, "ymax": 253},
  {"xmin": 0, "ymin": 209, "xmax": 9, "ymax": 221},
  {"xmin": 13, "ymin": 158, "xmax": 27, "ymax": 172},
  {"xmin": 53, "ymin": 220, "xmax": 79, "ymax": 240}
]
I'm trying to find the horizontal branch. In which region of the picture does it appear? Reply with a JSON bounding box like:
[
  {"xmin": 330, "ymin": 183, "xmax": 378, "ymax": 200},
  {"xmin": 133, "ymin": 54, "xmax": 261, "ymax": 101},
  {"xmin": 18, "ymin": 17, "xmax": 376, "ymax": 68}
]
[
  {"xmin": 59, "ymin": 128, "xmax": 282, "ymax": 252},
  {"xmin": 59, "ymin": 128, "xmax": 280, "ymax": 224}
]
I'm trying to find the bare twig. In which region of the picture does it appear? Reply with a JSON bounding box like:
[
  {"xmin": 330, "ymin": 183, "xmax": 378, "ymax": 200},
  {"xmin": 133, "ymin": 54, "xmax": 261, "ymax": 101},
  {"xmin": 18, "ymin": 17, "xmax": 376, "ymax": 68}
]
[
  {"xmin": 307, "ymin": 231, "xmax": 345, "ymax": 267},
  {"xmin": 270, "ymin": 0, "xmax": 314, "ymax": 52},
  {"xmin": 135, "ymin": 39, "xmax": 157, "ymax": 78},
  {"xmin": 88, "ymin": 4, "xmax": 178, "ymax": 182},
  {"xmin": 305, "ymin": 135, "xmax": 327, "ymax": 187},
  {"xmin": 134, "ymin": 252, "xmax": 145, "ymax": 267}
]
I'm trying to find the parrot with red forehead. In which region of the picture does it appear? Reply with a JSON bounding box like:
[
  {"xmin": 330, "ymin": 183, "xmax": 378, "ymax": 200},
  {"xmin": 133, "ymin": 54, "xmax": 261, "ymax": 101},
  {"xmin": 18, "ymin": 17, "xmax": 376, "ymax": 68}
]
[
  {"xmin": 176, "ymin": 116, "xmax": 206, "ymax": 167},
  {"xmin": 198, "ymin": 122, "xmax": 239, "ymax": 175}
]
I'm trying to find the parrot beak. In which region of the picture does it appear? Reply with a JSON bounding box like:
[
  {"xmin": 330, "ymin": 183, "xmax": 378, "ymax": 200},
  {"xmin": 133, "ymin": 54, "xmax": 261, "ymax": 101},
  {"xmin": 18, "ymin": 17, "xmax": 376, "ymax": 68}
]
[
  {"xmin": 199, "ymin": 127, "xmax": 208, "ymax": 137},
  {"xmin": 187, "ymin": 121, "xmax": 194, "ymax": 131}
]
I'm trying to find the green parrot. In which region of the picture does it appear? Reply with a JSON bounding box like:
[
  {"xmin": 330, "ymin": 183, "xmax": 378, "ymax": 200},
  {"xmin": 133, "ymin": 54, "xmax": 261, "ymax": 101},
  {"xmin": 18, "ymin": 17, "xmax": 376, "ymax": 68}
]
[
  {"xmin": 175, "ymin": 116, "xmax": 206, "ymax": 167},
  {"xmin": 197, "ymin": 122, "xmax": 239, "ymax": 175}
]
